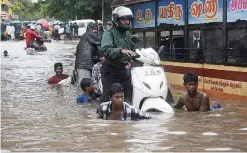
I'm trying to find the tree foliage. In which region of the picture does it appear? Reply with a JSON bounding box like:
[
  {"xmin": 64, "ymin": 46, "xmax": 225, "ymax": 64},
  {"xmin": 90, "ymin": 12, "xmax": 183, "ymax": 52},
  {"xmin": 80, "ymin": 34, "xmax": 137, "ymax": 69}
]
[
  {"xmin": 11, "ymin": 0, "xmax": 113, "ymax": 22},
  {"xmin": 42, "ymin": 0, "xmax": 113, "ymax": 22},
  {"xmin": 11, "ymin": 0, "xmax": 45, "ymax": 20}
]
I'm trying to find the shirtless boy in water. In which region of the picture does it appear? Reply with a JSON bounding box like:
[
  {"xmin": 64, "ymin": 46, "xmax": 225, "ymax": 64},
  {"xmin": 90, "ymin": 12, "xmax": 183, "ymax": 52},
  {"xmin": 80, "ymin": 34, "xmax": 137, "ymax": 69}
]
[{"xmin": 174, "ymin": 72, "xmax": 210, "ymax": 112}]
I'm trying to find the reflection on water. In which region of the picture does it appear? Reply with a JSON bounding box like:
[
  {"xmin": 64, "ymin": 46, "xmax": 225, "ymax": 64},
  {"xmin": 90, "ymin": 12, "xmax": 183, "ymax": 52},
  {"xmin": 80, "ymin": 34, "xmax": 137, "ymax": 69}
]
[
  {"xmin": 202, "ymin": 132, "xmax": 218, "ymax": 136},
  {"xmin": 1, "ymin": 41, "xmax": 247, "ymax": 152}
]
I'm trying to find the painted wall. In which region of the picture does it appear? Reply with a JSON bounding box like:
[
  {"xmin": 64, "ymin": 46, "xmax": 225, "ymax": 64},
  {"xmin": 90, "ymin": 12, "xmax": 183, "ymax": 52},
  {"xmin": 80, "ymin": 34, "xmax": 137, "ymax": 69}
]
[
  {"xmin": 158, "ymin": 0, "xmax": 185, "ymax": 25},
  {"xmin": 1, "ymin": 0, "xmax": 9, "ymax": 5},
  {"xmin": 188, "ymin": 0, "xmax": 223, "ymax": 24},
  {"xmin": 161, "ymin": 61, "xmax": 247, "ymax": 101},
  {"xmin": 133, "ymin": 1, "xmax": 155, "ymax": 28},
  {"xmin": 1, "ymin": 0, "xmax": 14, "ymax": 20},
  {"xmin": 131, "ymin": 0, "xmax": 247, "ymax": 27},
  {"xmin": 227, "ymin": 0, "xmax": 247, "ymax": 22}
]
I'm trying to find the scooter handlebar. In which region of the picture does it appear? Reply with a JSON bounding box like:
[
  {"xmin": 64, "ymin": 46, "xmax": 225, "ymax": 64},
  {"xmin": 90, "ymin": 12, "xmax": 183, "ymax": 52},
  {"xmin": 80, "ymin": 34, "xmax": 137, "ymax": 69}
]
[
  {"xmin": 135, "ymin": 53, "xmax": 141, "ymax": 58},
  {"xmin": 127, "ymin": 53, "xmax": 140, "ymax": 60},
  {"xmin": 121, "ymin": 53, "xmax": 141, "ymax": 64}
]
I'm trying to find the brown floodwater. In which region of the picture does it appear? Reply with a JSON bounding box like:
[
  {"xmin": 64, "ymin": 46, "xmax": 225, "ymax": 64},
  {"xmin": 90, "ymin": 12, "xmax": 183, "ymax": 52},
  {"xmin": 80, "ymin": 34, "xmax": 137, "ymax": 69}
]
[{"xmin": 1, "ymin": 41, "xmax": 247, "ymax": 152}]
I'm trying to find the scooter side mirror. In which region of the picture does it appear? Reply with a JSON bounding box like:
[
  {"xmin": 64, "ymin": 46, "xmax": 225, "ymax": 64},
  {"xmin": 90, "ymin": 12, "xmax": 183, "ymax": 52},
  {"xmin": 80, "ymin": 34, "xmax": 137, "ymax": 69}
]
[{"xmin": 154, "ymin": 59, "xmax": 160, "ymax": 65}]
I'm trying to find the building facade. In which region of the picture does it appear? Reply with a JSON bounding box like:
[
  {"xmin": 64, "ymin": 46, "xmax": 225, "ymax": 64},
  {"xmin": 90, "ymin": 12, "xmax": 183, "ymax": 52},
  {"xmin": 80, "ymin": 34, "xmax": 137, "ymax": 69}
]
[
  {"xmin": 1, "ymin": 0, "xmax": 18, "ymax": 21},
  {"xmin": 112, "ymin": 0, "xmax": 247, "ymax": 101}
]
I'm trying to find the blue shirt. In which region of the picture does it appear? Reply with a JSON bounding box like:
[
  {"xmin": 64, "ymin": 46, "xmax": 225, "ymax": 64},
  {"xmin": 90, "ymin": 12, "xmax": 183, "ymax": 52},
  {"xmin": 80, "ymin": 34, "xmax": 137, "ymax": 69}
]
[
  {"xmin": 77, "ymin": 93, "xmax": 90, "ymax": 104},
  {"xmin": 65, "ymin": 25, "xmax": 70, "ymax": 33},
  {"xmin": 15, "ymin": 26, "xmax": 21, "ymax": 34}
]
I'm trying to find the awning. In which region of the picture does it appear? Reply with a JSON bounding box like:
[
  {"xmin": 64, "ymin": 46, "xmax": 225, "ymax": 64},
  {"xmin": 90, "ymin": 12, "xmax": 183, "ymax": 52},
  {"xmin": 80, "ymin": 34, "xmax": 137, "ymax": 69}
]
[{"xmin": 111, "ymin": 0, "xmax": 151, "ymax": 7}]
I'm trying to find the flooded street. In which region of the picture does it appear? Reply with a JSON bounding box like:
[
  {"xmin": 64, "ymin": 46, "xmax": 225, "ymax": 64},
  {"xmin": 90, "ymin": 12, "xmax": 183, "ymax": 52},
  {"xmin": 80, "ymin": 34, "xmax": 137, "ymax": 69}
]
[{"xmin": 1, "ymin": 41, "xmax": 247, "ymax": 152}]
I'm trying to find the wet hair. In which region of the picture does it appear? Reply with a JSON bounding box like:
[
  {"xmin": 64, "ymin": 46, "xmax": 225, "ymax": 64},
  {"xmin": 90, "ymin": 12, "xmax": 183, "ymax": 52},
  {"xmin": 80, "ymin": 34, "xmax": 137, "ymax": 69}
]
[
  {"xmin": 80, "ymin": 78, "xmax": 93, "ymax": 91},
  {"xmin": 183, "ymin": 72, "xmax": 198, "ymax": 84},
  {"xmin": 54, "ymin": 62, "xmax": 63, "ymax": 69},
  {"xmin": 99, "ymin": 51, "xmax": 104, "ymax": 57},
  {"xmin": 4, "ymin": 50, "xmax": 8, "ymax": 56},
  {"xmin": 109, "ymin": 83, "xmax": 124, "ymax": 97}
]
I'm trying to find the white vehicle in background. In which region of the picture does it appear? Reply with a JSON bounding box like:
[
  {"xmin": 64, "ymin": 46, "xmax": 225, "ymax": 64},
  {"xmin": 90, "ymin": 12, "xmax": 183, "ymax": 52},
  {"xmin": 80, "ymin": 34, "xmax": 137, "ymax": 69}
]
[
  {"xmin": 73, "ymin": 19, "xmax": 95, "ymax": 37},
  {"xmin": 58, "ymin": 19, "xmax": 102, "ymax": 40}
]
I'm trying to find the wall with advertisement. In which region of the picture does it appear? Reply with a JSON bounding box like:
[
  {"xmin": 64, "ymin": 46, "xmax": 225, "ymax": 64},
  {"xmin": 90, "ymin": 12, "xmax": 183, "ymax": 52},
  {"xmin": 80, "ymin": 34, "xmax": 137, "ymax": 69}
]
[
  {"xmin": 227, "ymin": 0, "xmax": 247, "ymax": 22},
  {"xmin": 158, "ymin": 0, "xmax": 185, "ymax": 25},
  {"xmin": 188, "ymin": 0, "xmax": 223, "ymax": 24},
  {"xmin": 133, "ymin": 1, "xmax": 155, "ymax": 28}
]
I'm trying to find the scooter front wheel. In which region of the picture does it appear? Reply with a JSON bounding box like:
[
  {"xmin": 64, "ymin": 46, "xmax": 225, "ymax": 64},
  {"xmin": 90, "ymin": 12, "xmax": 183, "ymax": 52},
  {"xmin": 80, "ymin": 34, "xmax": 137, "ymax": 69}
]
[{"xmin": 166, "ymin": 88, "xmax": 174, "ymax": 103}]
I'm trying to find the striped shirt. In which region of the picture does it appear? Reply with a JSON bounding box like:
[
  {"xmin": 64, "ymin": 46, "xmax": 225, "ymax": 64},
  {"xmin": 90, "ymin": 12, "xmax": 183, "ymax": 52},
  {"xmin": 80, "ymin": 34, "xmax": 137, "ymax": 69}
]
[
  {"xmin": 92, "ymin": 62, "xmax": 103, "ymax": 93},
  {"xmin": 96, "ymin": 101, "xmax": 151, "ymax": 120}
]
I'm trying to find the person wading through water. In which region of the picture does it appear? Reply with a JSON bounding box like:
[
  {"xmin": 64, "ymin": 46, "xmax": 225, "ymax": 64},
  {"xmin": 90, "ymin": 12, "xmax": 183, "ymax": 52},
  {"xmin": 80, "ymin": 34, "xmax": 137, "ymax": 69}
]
[
  {"xmin": 174, "ymin": 72, "xmax": 210, "ymax": 112},
  {"xmin": 74, "ymin": 22, "xmax": 101, "ymax": 88},
  {"xmin": 100, "ymin": 6, "xmax": 137, "ymax": 103}
]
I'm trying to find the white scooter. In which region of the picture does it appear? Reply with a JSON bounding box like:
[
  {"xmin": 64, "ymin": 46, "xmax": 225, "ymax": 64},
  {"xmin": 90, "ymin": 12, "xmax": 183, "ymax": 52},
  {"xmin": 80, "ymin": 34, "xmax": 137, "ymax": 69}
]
[{"xmin": 131, "ymin": 48, "xmax": 174, "ymax": 113}]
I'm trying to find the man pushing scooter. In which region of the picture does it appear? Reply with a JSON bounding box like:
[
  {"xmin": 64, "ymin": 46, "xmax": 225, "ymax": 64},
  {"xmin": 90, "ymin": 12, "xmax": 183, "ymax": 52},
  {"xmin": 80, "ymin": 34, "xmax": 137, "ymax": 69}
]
[{"xmin": 100, "ymin": 6, "xmax": 137, "ymax": 103}]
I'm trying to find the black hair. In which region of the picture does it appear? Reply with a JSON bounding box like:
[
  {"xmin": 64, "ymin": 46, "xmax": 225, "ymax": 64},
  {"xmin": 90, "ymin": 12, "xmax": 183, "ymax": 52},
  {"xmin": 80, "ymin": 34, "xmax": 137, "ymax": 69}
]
[
  {"xmin": 183, "ymin": 71, "xmax": 198, "ymax": 84},
  {"xmin": 4, "ymin": 50, "xmax": 8, "ymax": 56},
  {"xmin": 80, "ymin": 78, "xmax": 93, "ymax": 91},
  {"xmin": 109, "ymin": 83, "xmax": 124, "ymax": 97},
  {"xmin": 99, "ymin": 51, "xmax": 104, "ymax": 57},
  {"xmin": 54, "ymin": 62, "xmax": 63, "ymax": 69}
]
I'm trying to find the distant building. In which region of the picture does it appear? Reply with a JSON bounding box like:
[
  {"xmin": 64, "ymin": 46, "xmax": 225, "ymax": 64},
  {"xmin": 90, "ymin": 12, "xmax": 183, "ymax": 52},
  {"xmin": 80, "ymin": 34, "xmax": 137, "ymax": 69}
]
[{"xmin": 1, "ymin": 0, "xmax": 18, "ymax": 21}]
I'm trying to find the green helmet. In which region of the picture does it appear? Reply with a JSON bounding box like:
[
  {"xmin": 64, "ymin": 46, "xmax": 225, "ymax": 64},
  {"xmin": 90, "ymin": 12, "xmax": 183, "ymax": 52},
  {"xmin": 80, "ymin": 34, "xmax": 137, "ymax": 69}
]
[{"xmin": 112, "ymin": 6, "xmax": 133, "ymax": 31}]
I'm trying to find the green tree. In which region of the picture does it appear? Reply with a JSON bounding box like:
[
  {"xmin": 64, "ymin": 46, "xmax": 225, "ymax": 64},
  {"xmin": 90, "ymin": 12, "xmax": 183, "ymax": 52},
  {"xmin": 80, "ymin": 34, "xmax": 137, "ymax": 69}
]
[
  {"xmin": 11, "ymin": 0, "xmax": 44, "ymax": 20},
  {"xmin": 12, "ymin": 0, "xmax": 113, "ymax": 22},
  {"xmin": 41, "ymin": 0, "xmax": 113, "ymax": 22}
]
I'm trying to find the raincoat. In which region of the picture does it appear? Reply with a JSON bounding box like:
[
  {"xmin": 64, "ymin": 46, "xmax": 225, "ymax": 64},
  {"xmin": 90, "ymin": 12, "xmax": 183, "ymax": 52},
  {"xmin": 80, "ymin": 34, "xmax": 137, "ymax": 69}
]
[
  {"xmin": 25, "ymin": 29, "xmax": 41, "ymax": 46},
  {"xmin": 75, "ymin": 22, "xmax": 101, "ymax": 70},
  {"xmin": 100, "ymin": 24, "xmax": 136, "ymax": 102},
  {"xmin": 100, "ymin": 25, "xmax": 136, "ymax": 70}
]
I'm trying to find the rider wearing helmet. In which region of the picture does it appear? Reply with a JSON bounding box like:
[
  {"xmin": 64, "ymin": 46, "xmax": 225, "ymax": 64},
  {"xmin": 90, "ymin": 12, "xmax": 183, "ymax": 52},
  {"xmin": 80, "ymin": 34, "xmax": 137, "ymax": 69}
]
[
  {"xmin": 100, "ymin": 6, "xmax": 137, "ymax": 103},
  {"xmin": 25, "ymin": 26, "xmax": 42, "ymax": 48}
]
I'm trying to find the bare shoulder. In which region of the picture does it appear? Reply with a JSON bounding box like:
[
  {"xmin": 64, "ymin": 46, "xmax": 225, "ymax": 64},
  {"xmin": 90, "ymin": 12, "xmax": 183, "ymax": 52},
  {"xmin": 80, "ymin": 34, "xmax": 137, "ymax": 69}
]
[
  {"xmin": 179, "ymin": 94, "xmax": 188, "ymax": 104},
  {"xmin": 198, "ymin": 91, "xmax": 210, "ymax": 111},
  {"xmin": 198, "ymin": 91, "xmax": 209, "ymax": 99},
  {"xmin": 173, "ymin": 94, "xmax": 186, "ymax": 108},
  {"xmin": 180, "ymin": 94, "xmax": 188, "ymax": 101}
]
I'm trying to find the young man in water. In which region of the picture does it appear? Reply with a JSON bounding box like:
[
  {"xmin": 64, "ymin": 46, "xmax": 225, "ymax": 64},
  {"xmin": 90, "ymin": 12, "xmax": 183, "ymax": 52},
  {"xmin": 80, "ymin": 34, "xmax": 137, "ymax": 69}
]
[
  {"xmin": 48, "ymin": 63, "xmax": 69, "ymax": 84},
  {"xmin": 96, "ymin": 83, "xmax": 151, "ymax": 120},
  {"xmin": 77, "ymin": 78, "xmax": 96, "ymax": 104},
  {"xmin": 174, "ymin": 72, "xmax": 210, "ymax": 112}
]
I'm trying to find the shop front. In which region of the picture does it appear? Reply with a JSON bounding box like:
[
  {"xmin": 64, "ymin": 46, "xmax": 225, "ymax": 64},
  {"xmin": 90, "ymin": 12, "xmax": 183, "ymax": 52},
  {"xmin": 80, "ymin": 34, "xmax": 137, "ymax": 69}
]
[{"xmin": 112, "ymin": 0, "xmax": 247, "ymax": 101}]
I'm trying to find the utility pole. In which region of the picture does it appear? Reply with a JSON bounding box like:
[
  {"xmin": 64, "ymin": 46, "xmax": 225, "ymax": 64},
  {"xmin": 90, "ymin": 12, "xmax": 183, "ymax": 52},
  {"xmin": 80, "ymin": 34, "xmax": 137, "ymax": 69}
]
[{"xmin": 102, "ymin": 0, "xmax": 104, "ymax": 22}]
